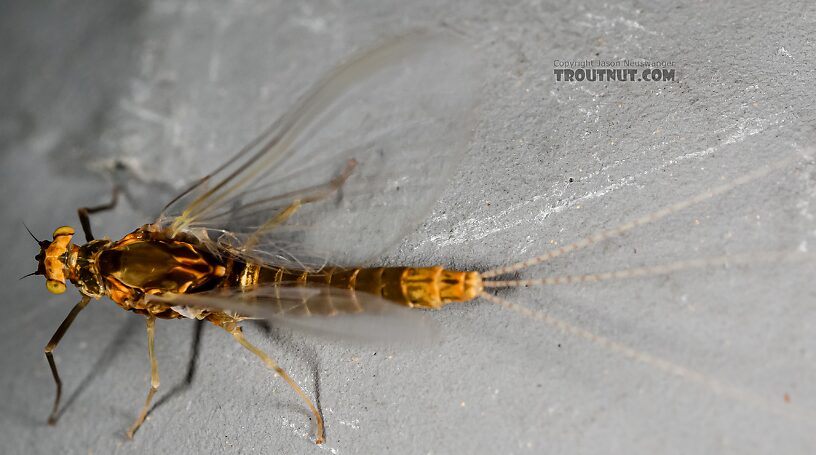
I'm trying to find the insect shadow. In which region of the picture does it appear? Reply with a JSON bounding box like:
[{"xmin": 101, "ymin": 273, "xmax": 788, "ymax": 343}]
[
  {"xmin": 150, "ymin": 319, "xmax": 205, "ymax": 413},
  {"xmin": 56, "ymin": 316, "xmax": 141, "ymax": 422}
]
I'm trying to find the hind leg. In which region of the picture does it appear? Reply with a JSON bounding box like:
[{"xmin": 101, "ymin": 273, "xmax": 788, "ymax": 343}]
[
  {"xmin": 126, "ymin": 315, "xmax": 159, "ymax": 439},
  {"xmin": 223, "ymin": 323, "xmax": 325, "ymax": 444}
]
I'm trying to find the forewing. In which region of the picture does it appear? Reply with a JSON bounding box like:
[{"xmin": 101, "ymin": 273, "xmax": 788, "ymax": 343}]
[
  {"xmin": 157, "ymin": 31, "xmax": 481, "ymax": 268},
  {"xmin": 147, "ymin": 284, "xmax": 438, "ymax": 343}
]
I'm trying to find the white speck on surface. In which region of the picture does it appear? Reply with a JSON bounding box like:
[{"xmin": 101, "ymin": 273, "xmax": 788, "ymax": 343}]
[
  {"xmin": 583, "ymin": 13, "xmax": 658, "ymax": 35},
  {"xmin": 777, "ymin": 47, "xmax": 793, "ymax": 59}
]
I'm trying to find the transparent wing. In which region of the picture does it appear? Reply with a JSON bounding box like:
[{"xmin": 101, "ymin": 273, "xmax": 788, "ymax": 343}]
[
  {"xmin": 146, "ymin": 284, "xmax": 438, "ymax": 343},
  {"xmin": 156, "ymin": 31, "xmax": 481, "ymax": 268}
]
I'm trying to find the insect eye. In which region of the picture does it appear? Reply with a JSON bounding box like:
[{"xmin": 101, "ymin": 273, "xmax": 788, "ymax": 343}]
[
  {"xmin": 53, "ymin": 226, "xmax": 75, "ymax": 238},
  {"xmin": 46, "ymin": 280, "xmax": 66, "ymax": 294}
]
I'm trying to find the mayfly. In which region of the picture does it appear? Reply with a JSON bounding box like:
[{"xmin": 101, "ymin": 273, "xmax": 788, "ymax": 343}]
[{"xmin": 28, "ymin": 31, "xmax": 805, "ymax": 445}]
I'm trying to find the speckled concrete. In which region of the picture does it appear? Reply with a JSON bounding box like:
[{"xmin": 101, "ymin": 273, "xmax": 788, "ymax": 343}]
[{"xmin": 2, "ymin": 1, "xmax": 816, "ymax": 454}]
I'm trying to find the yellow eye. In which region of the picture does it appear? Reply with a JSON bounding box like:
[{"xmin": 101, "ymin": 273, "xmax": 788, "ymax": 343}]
[
  {"xmin": 46, "ymin": 280, "xmax": 66, "ymax": 294},
  {"xmin": 53, "ymin": 226, "xmax": 75, "ymax": 238}
]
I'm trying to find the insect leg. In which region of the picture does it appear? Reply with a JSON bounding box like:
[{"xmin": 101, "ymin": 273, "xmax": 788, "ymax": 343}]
[
  {"xmin": 77, "ymin": 186, "xmax": 119, "ymax": 242},
  {"xmin": 126, "ymin": 315, "xmax": 159, "ymax": 439},
  {"xmin": 241, "ymin": 159, "xmax": 357, "ymax": 251},
  {"xmin": 44, "ymin": 295, "xmax": 90, "ymax": 425},
  {"xmin": 226, "ymin": 324, "xmax": 325, "ymax": 445}
]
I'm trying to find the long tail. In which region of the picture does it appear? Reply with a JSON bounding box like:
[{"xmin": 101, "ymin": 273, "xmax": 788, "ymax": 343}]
[
  {"xmin": 483, "ymin": 249, "xmax": 811, "ymax": 288},
  {"xmin": 482, "ymin": 152, "xmax": 804, "ymax": 279},
  {"xmin": 481, "ymin": 292, "xmax": 815, "ymax": 422},
  {"xmin": 478, "ymin": 151, "xmax": 814, "ymax": 422}
]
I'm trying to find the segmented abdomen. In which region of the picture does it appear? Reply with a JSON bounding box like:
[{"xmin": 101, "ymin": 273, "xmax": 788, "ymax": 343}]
[{"xmin": 222, "ymin": 262, "xmax": 483, "ymax": 309}]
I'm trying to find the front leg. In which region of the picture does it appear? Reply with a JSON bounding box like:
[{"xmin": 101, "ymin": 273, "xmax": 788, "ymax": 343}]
[
  {"xmin": 78, "ymin": 186, "xmax": 119, "ymax": 242},
  {"xmin": 45, "ymin": 296, "xmax": 91, "ymax": 424}
]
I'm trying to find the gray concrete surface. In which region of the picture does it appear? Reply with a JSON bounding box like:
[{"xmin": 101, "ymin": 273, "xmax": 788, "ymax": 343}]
[{"xmin": 2, "ymin": 1, "xmax": 816, "ymax": 454}]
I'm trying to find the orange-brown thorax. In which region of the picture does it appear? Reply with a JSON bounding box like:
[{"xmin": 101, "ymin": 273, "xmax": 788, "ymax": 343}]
[
  {"xmin": 95, "ymin": 226, "xmax": 226, "ymax": 314},
  {"xmin": 35, "ymin": 225, "xmax": 227, "ymax": 318}
]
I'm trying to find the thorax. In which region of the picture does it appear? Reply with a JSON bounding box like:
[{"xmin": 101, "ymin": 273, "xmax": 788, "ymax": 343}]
[{"xmin": 73, "ymin": 226, "xmax": 227, "ymax": 318}]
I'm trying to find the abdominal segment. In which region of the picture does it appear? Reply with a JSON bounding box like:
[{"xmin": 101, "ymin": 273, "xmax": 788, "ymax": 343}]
[{"xmin": 225, "ymin": 261, "xmax": 484, "ymax": 309}]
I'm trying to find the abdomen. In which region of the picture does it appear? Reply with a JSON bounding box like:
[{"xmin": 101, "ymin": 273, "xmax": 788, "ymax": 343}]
[{"xmin": 221, "ymin": 262, "xmax": 483, "ymax": 309}]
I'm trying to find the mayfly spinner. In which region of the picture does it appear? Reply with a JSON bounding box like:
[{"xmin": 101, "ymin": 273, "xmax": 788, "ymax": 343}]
[{"xmin": 29, "ymin": 31, "xmax": 804, "ymax": 445}]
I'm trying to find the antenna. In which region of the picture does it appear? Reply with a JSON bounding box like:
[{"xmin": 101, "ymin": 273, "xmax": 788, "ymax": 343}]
[{"xmin": 23, "ymin": 222, "xmax": 45, "ymax": 246}]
